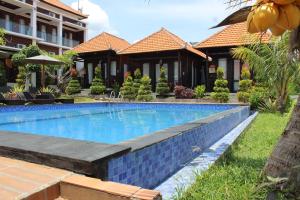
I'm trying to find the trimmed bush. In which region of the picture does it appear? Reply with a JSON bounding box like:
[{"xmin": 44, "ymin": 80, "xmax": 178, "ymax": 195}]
[
  {"xmin": 16, "ymin": 66, "xmax": 27, "ymax": 87},
  {"xmin": 211, "ymin": 68, "xmax": 229, "ymax": 103},
  {"xmin": 137, "ymin": 76, "xmax": 153, "ymax": 102},
  {"xmin": 120, "ymin": 75, "xmax": 135, "ymax": 100},
  {"xmin": 90, "ymin": 67, "xmax": 106, "ymax": 95},
  {"xmin": 133, "ymin": 68, "xmax": 142, "ymax": 97},
  {"xmin": 194, "ymin": 85, "xmax": 206, "ymax": 98},
  {"xmin": 0, "ymin": 62, "xmax": 6, "ymax": 86},
  {"xmin": 156, "ymin": 67, "xmax": 170, "ymax": 96},
  {"xmin": 237, "ymin": 67, "xmax": 252, "ymax": 103},
  {"xmin": 66, "ymin": 78, "xmax": 81, "ymax": 95}
]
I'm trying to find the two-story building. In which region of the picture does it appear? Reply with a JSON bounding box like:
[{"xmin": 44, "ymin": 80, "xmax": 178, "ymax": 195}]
[{"xmin": 0, "ymin": 0, "xmax": 88, "ymax": 83}]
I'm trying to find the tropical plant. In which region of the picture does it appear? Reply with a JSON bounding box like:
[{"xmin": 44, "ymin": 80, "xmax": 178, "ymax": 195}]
[
  {"xmin": 194, "ymin": 85, "xmax": 206, "ymax": 99},
  {"xmin": 90, "ymin": 67, "xmax": 106, "ymax": 95},
  {"xmin": 211, "ymin": 68, "xmax": 230, "ymax": 103},
  {"xmin": 10, "ymin": 85, "xmax": 25, "ymax": 93},
  {"xmin": 0, "ymin": 28, "xmax": 5, "ymax": 46},
  {"xmin": 133, "ymin": 68, "xmax": 142, "ymax": 97},
  {"xmin": 39, "ymin": 87, "xmax": 55, "ymax": 94},
  {"xmin": 237, "ymin": 67, "xmax": 252, "ymax": 103},
  {"xmin": 156, "ymin": 67, "xmax": 170, "ymax": 96},
  {"xmin": 15, "ymin": 66, "xmax": 27, "ymax": 87},
  {"xmin": 0, "ymin": 62, "xmax": 6, "ymax": 86},
  {"xmin": 120, "ymin": 75, "xmax": 135, "ymax": 100},
  {"xmin": 136, "ymin": 76, "xmax": 153, "ymax": 102},
  {"xmin": 232, "ymin": 32, "xmax": 300, "ymax": 113},
  {"xmin": 249, "ymin": 84, "xmax": 269, "ymax": 110}
]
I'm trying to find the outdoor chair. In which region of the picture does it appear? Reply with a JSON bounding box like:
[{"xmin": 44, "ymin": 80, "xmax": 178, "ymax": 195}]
[{"xmin": 23, "ymin": 92, "xmax": 55, "ymax": 105}]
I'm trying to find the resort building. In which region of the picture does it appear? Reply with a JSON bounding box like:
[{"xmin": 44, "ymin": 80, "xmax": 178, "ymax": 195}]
[
  {"xmin": 194, "ymin": 22, "xmax": 270, "ymax": 92},
  {"xmin": 73, "ymin": 32, "xmax": 130, "ymax": 88},
  {"xmin": 0, "ymin": 0, "xmax": 88, "ymax": 83}
]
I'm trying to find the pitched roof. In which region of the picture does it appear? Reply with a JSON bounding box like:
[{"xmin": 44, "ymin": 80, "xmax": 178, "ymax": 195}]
[
  {"xmin": 73, "ymin": 32, "xmax": 131, "ymax": 54},
  {"xmin": 41, "ymin": 0, "xmax": 88, "ymax": 18},
  {"xmin": 195, "ymin": 22, "xmax": 271, "ymax": 49},
  {"xmin": 118, "ymin": 28, "xmax": 208, "ymax": 59}
]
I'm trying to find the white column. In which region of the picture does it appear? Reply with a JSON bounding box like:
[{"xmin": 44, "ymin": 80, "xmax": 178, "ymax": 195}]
[
  {"xmin": 58, "ymin": 14, "xmax": 63, "ymax": 55},
  {"xmin": 31, "ymin": 0, "xmax": 37, "ymax": 44},
  {"xmin": 84, "ymin": 29, "xmax": 88, "ymax": 42},
  {"xmin": 69, "ymin": 32, "xmax": 73, "ymax": 47}
]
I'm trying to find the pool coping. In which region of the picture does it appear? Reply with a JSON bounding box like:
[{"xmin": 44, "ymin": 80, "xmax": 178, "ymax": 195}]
[{"xmin": 0, "ymin": 103, "xmax": 249, "ymax": 179}]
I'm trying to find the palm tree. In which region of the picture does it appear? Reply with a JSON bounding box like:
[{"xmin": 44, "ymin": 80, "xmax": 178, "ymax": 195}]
[{"xmin": 232, "ymin": 32, "xmax": 300, "ymax": 113}]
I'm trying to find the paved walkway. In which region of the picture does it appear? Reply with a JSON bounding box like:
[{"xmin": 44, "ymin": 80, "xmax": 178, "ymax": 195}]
[{"xmin": 155, "ymin": 112, "xmax": 258, "ymax": 199}]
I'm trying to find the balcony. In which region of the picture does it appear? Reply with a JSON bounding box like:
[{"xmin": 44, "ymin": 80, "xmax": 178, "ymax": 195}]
[
  {"xmin": 0, "ymin": 18, "xmax": 32, "ymax": 37},
  {"xmin": 63, "ymin": 38, "xmax": 80, "ymax": 48},
  {"xmin": 37, "ymin": 31, "xmax": 58, "ymax": 45}
]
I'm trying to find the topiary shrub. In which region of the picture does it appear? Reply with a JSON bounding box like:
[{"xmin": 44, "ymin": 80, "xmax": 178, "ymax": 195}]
[
  {"xmin": 237, "ymin": 67, "xmax": 252, "ymax": 103},
  {"xmin": 194, "ymin": 85, "xmax": 206, "ymax": 98},
  {"xmin": 90, "ymin": 67, "xmax": 106, "ymax": 95},
  {"xmin": 120, "ymin": 75, "xmax": 135, "ymax": 101},
  {"xmin": 0, "ymin": 62, "xmax": 6, "ymax": 86},
  {"xmin": 211, "ymin": 68, "xmax": 229, "ymax": 103},
  {"xmin": 66, "ymin": 68, "xmax": 80, "ymax": 95},
  {"xmin": 133, "ymin": 68, "xmax": 142, "ymax": 97},
  {"xmin": 137, "ymin": 76, "xmax": 153, "ymax": 102},
  {"xmin": 16, "ymin": 66, "xmax": 27, "ymax": 87},
  {"xmin": 156, "ymin": 67, "xmax": 170, "ymax": 96}
]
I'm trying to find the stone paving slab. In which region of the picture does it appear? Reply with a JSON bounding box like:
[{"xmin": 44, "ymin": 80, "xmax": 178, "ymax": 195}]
[{"xmin": 155, "ymin": 112, "xmax": 258, "ymax": 199}]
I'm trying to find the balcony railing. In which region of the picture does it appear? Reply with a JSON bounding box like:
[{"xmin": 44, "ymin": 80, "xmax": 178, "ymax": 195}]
[
  {"xmin": 37, "ymin": 31, "xmax": 58, "ymax": 45},
  {"xmin": 0, "ymin": 19, "xmax": 32, "ymax": 36},
  {"xmin": 63, "ymin": 38, "xmax": 80, "ymax": 48}
]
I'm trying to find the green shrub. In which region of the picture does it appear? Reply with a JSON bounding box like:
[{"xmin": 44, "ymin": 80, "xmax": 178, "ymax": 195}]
[
  {"xmin": 156, "ymin": 67, "xmax": 169, "ymax": 96},
  {"xmin": 16, "ymin": 66, "xmax": 27, "ymax": 87},
  {"xmin": 65, "ymin": 78, "xmax": 81, "ymax": 95},
  {"xmin": 194, "ymin": 85, "xmax": 206, "ymax": 98},
  {"xmin": 211, "ymin": 68, "xmax": 229, "ymax": 103},
  {"xmin": 249, "ymin": 85, "xmax": 268, "ymax": 110},
  {"xmin": 133, "ymin": 68, "xmax": 142, "ymax": 97},
  {"xmin": 90, "ymin": 67, "xmax": 106, "ymax": 95},
  {"xmin": 120, "ymin": 75, "xmax": 135, "ymax": 100},
  {"xmin": 137, "ymin": 76, "xmax": 153, "ymax": 102},
  {"xmin": 237, "ymin": 67, "xmax": 252, "ymax": 103},
  {"xmin": 0, "ymin": 62, "xmax": 6, "ymax": 86}
]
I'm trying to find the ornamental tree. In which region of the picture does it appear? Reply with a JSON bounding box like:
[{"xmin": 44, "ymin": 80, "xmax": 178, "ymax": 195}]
[
  {"xmin": 120, "ymin": 75, "xmax": 135, "ymax": 100},
  {"xmin": 65, "ymin": 68, "xmax": 81, "ymax": 95},
  {"xmin": 156, "ymin": 67, "xmax": 170, "ymax": 96},
  {"xmin": 90, "ymin": 67, "xmax": 106, "ymax": 95},
  {"xmin": 211, "ymin": 67, "xmax": 229, "ymax": 103},
  {"xmin": 237, "ymin": 67, "xmax": 252, "ymax": 103},
  {"xmin": 137, "ymin": 76, "xmax": 153, "ymax": 102},
  {"xmin": 133, "ymin": 68, "xmax": 142, "ymax": 97}
]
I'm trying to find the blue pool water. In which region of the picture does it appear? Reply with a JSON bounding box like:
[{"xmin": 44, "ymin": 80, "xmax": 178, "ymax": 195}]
[{"xmin": 0, "ymin": 103, "xmax": 236, "ymax": 144}]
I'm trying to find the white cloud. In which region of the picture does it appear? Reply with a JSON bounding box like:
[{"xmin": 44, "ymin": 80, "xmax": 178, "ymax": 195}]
[{"xmin": 70, "ymin": 0, "xmax": 117, "ymax": 39}]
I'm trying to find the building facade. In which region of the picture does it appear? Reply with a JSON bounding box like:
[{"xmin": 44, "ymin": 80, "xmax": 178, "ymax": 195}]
[{"xmin": 0, "ymin": 0, "xmax": 88, "ymax": 84}]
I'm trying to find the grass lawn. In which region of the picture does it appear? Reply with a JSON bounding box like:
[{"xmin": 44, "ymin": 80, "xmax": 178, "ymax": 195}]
[
  {"xmin": 74, "ymin": 96, "xmax": 97, "ymax": 103},
  {"xmin": 176, "ymin": 112, "xmax": 292, "ymax": 200}
]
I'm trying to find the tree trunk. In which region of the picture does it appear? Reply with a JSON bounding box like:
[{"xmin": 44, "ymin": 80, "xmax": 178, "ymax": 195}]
[{"xmin": 264, "ymin": 96, "xmax": 300, "ymax": 177}]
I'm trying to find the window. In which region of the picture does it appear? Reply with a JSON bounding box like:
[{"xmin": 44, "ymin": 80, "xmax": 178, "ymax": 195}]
[
  {"xmin": 234, "ymin": 60, "xmax": 241, "ymax": 91},
  {"xmin": 110, "ymin": 61, "xmax": 117, "ymax": 76},
  {"xmin": 41, "ymin": 25, "xmax": 46, "ymax": 40},
  {"xmin": 143, "ymin": 63, "xmax": 150, "ymax": 76},
  {"xmin": 88, "ymin": 63, "xmax": 93, "ymax": 84},
  {"xmin": 174, "ymin": 61, "xmax": 179, "ymax": 83},
  {"xmin": 218, "ymin": 58, "xmax": 227, "ymax": 79},
  {"xmin": 156, "ymin": 63, "xmax": 168, "ymax": 82},
  {"xmin": 52, "ymin": 28, "xmax": 57, "ymax": 43},
  {"xmin": 5, "ymin": 15, "xmax": 10, "ymax": 31},
  {"xmin": 124, "ymin": 64, "xmax": 128, "ymax": 78},
  {"xmin": 19, "ymin": 19, "xmax": 25, "ymax": 34}
]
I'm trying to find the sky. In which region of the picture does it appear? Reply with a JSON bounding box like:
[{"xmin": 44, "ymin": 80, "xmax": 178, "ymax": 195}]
[{"xmin": 62, "ymin": 0, "xmax": 243, "ymax": 43}]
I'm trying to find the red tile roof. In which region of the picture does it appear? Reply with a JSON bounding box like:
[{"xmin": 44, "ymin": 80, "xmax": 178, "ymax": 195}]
[
  {"xmin": 41, "ymin": 0, "xmax": 88, "ymax": 18},
  {"xmin": 195, "ymin": 22, "xmax": 271, "ymax": 49},
  {"xmin": 119, "ymin": 28, "xmax": 209, "ymax": 59},
  {"xmin": 73, "ymin": 32, "xmax": 130, "ymax": 54}
]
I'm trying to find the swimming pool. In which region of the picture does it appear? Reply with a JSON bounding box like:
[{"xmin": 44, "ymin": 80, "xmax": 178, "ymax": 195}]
[
  {"xmin": 0, "ymin": 103, "xmax": 250, "ymax": 189},
  {"xmin": 0, "ymin": 103, "xmax": 235, "ymax": 144}
]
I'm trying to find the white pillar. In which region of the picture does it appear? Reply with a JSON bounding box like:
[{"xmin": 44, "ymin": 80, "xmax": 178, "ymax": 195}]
[
  {"xmin": 84, "ymin": 28, "xmax": 88, "ymax": 42},
  {"xmin": 69, "ymin": 32, "xmax": 73, "ymax": 47},
  {"xmin": 31, "ymin": 0, "xmax": 37, "ymax": 44},
  {"xmin": 58, "ymin": 14, "xmax": 63, "ymax": 47}
]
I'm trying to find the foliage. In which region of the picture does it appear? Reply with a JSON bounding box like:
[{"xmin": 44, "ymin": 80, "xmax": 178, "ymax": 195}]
[
  {"xmin": 211, "ymin": 68, "xmax": 229, "ymax": 103},
  {"xmin": 0, "ymin": 62, "xmax": 6, "ymax": 86},
  {"xmin": 133, "ymin": 68, "xmax": 142, "ymax": 97},
  {"xmin": 174, "ymin": 85, "xmax": 194, "ymax": 99},
  {"xmin": 15, "ymin": 66, "xmax": 26, "ymax": 86},
  {"xmin": 65, "ymin": 78, "xmax": 81, "ymax": 95},
  {"xmin": 53, "ymin": 50, "xmax": 78, "ymax": 69},
  {"xmin": 90, "ymin": 67, "xmax": 106, "ymax": 95},
  {"xmin": 10, "ymin": 85, "xmax": 25, "ymax": 93},
  {"xmin": 0, "ymin": 28, "xmax": 5, "ymax": 46},
  {"xmin": 232, "ymin": 32, "xmax": 300, "ymax": 113},
  {"xmin": 194, "ymin": 85, "xmax": 206, "ymax": 99},
  {"xmin": 136, "ymin": 76, "xmax": 153, "ymax": 102},
  {"xmin": 176, "ymin": 112, "xmax": 291, "ymax": 200},
  {"xmin": 237, "ymin": 67, "xmax": 253, "ymax": 103},
  {"xmin": 112, "ymin": 81, "xmax": 120, "ymax": 95},
  {"xmin": 156, "ymin": 67, "xmax": 170, "ymax": 96},
  {"xmin": 11, "ymin": 53, "xmax": 27, "ymax": 67},
  {"xmin": 39, "ymin": 87, "xmax": 55, "ymax": 94},
  {"xmin": 120, "ymin": 75, "xmax": 135, "ymax": 100},
  {"xmin": 249, "ymin": 85, "xmax": 269, "ymax": 110}
]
